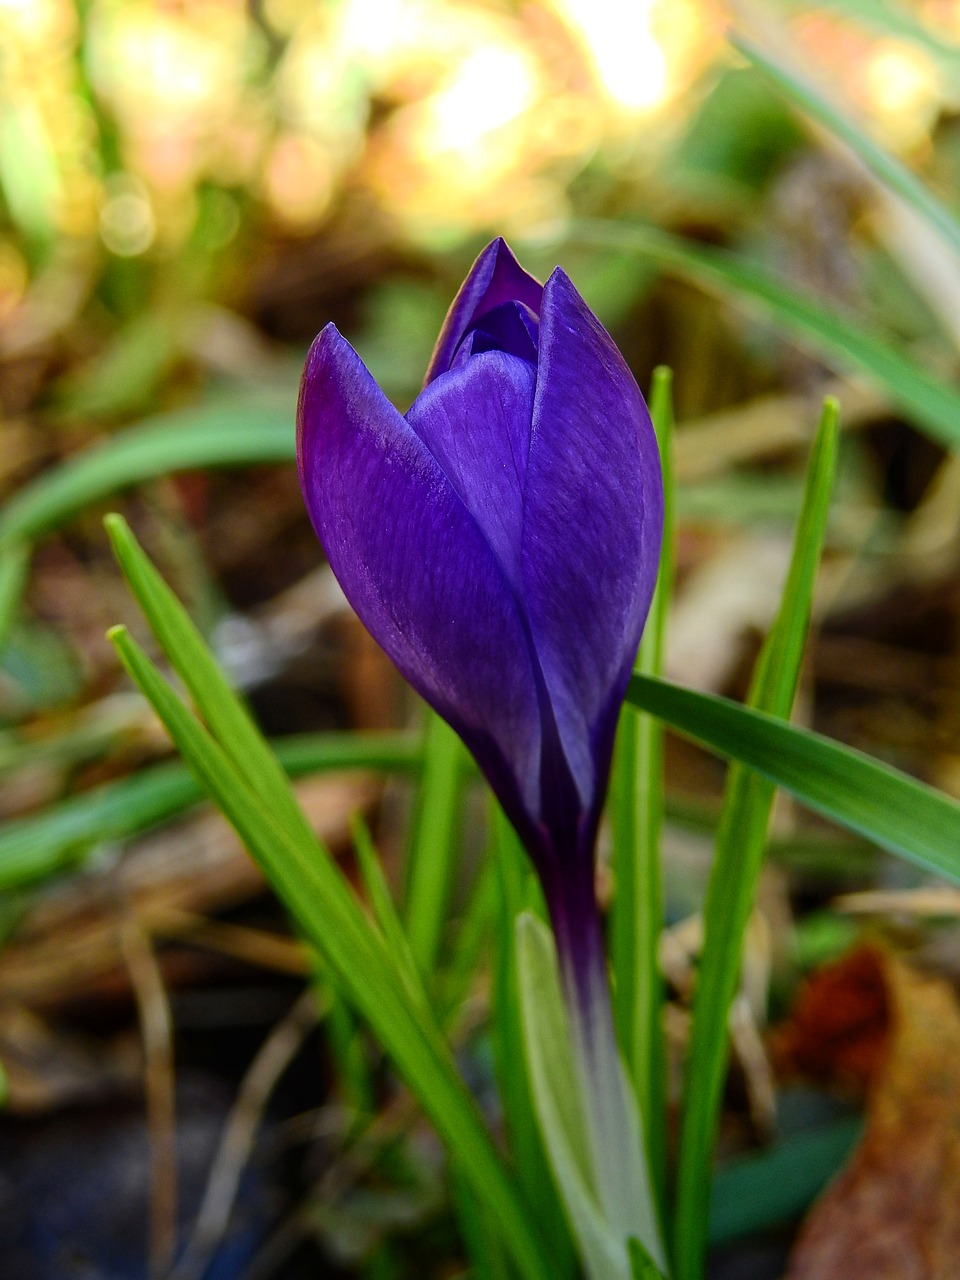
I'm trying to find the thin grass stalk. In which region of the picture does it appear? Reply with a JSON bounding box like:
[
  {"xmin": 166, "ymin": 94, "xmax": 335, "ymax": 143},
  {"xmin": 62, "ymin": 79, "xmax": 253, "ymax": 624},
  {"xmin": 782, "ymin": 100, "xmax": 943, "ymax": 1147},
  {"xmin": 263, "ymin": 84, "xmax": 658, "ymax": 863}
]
[{"xmin": 611, "ymin": 367, "xmax": 675, "ymax": 1228}]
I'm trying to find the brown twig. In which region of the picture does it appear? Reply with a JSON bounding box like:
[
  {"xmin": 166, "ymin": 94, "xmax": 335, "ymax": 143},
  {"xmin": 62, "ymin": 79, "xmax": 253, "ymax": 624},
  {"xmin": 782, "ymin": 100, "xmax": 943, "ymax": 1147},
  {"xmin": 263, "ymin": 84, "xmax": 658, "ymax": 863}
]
[
  {"xmin": 121, "ymin": 916, "xmax": 178, "ymax": 1280},
  {"xmin": 169, "ymin": 986, "xmax": 322, "ymax": 1280}
]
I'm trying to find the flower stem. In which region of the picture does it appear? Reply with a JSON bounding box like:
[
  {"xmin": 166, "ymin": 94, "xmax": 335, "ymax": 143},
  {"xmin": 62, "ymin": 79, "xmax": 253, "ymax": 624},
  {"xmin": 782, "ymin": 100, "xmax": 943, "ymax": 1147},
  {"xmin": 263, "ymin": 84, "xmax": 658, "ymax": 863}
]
[{"xmin": 547, "ymin": 868, "xmax": 668, "ymax": 1276}]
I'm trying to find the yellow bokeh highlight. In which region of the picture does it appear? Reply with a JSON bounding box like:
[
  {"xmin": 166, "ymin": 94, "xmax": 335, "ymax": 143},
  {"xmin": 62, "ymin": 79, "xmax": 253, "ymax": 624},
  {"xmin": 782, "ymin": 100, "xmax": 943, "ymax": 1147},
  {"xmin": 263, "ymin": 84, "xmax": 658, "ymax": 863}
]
[
  {"xmin": 86, "ymin": 0, "xmax": 256, "ymax": 197},
  {"xmin": 0, "ymin": 0, "xmax": 951, "ymax": 255},
  {"xmin": 549, "ymin": 0, "xmax": 667, "ymax": 112},
  {"xmin": 864, "ymin": 41, "xmax": 940, "ymax": 148},
  {"xmin": 264, "ymin": 133, "xmax": 336, "ymax": 228}
]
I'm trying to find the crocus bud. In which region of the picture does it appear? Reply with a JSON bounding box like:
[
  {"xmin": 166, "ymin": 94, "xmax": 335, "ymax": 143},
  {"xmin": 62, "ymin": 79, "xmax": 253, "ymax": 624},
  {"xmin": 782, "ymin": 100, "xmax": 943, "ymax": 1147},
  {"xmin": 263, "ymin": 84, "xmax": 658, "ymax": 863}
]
[{"xmin": 297, "ymin": 238, "xmax": 663, "ymax": 980}]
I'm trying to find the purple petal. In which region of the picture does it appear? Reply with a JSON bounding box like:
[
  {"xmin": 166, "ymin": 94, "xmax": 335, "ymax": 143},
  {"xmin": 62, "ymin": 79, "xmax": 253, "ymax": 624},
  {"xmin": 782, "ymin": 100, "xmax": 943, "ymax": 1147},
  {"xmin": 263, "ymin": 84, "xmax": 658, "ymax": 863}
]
[
  {"xmin": 298, "ymin": 325, "xmax": 543, "ymax": 822},
  {"xmin": 405, "ymin": 350, "xmax": 535, "ymax": 596},
  {"xmin": 522, "ymin": 269, "xmax": 663, "ymax": 818},
  {"xmin": 425, "ymin": 239, "xmax": 543, "ymax": 384},
  {"xmin": 458, "ymin": 300, "xmax": 540, "ymax": 366}
]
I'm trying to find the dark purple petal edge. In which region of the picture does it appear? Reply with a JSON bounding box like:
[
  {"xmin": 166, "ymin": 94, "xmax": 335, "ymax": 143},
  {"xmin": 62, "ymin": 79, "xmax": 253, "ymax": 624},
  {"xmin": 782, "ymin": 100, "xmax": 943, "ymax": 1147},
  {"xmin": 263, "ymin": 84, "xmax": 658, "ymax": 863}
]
[
  {"xmin": 521, "ymin": 267, "xmax": 663, "ymax": 833},
  {"xmin": 297, "ymin": 323, "xmax": 546, "ymax": 837},
  {"xmin": 424, "ymin": 238, "xmax": 543, "ymax": 384}
]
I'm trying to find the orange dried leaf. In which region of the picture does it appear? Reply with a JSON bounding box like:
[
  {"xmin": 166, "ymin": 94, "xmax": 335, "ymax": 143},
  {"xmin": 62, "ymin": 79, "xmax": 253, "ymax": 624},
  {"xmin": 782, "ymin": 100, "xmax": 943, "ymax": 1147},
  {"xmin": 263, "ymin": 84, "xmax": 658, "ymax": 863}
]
[
  {"xmin": 787, "ymin": 952, "xmax": 960, "ymax": 1279},
  {"xmin": 774, "ymin": 945, "xmax": 890, "ymax": 1089}
]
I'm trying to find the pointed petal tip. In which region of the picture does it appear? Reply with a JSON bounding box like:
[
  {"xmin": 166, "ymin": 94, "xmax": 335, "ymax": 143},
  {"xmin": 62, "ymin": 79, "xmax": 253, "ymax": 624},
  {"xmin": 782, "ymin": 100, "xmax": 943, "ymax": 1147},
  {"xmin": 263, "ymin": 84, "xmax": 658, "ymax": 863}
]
[
  {"xmin": 425, "ymin": 238, "xmax": 544, "ymax": 384},
  {"xmin": 540, "ymin": 264, "xmax": 587, "ymax": 319},
  {"xmin": 297, "ymin": 323, "xmax": 389, "ymax": 492},
  {"xmin": 301, "ymin": 321, "xmax": 346, "ymax": 377}
]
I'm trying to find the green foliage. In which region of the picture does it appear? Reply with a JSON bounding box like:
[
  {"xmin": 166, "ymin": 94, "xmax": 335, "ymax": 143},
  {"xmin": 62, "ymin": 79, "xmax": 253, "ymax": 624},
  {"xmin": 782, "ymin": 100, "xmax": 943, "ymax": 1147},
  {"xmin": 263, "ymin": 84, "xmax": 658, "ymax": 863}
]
[
  {"xmin": 676, "ymin": 67, "xmax": 805, "ymax": 190},
  {"xmin": 0, "ymin": 733, "xmax": 419, "ymax": 891},
  {"xmin": 564, "ymin": 220, "xmax": 960, "ymax": 451},
  {"xmin": 405, "ymin": 712, "xmax": 466, "ymax": 978},
  {"xmin": 0, "ymin": 397, "xmax": 295, "ymax": 550},
  {"xmin": 671, "ymin": 401, "xmax": 839, "ymax": 1280},
  {"xmin": 627, "ymin": 672, "xmax": 960, "ymax": 885},
  {"xmin": 105, "ymin": 515, "xmax": 558, "ymax": 1280},
  {"xmin": 628, "ymin": 1238, "xmax": 666, "ymax": 1280},
  {"xmin": 610, "ymin": 366, "xmax": 674, "ymax": 1225},
  {"xmin": 734, "ymin": 34, "xmax": 960, "ymax": 259},
  {"xmin": 0, "ymin": 542, "xmax": 28, "ymax": 660},
  {"xmin": 708, "ymin": 1116, "xmax": 863, "ymax": 1246}
]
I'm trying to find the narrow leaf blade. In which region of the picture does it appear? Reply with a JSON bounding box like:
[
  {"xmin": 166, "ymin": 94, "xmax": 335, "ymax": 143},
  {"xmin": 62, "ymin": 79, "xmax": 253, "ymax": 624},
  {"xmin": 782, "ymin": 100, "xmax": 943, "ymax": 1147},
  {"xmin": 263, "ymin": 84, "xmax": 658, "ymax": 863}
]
[
  {"xmin": 627, "ymin": 674, "xmax": 960, "ymax": 884},
  {"xmin": 563, "ymin": 220, "xmax": 960, "ymax": 451},
  {"xmin": 673, "ymin": 401, "xmax": 839, "ymax": 1279},
  {"xmin": 0, "ymin": 401, "xmax": 294, "ymax": 547},
  {"xmin": 108, "ymin": 626, "xmax": 556, "ymax": 1280},
  {"xmin": 734, "ymin": 33, "xmax": 960, "ymax": 260},
  {"xmin": 404, "ymin": 711, "xmax": 465, "ymax": 977},
  {"xmin": 611, "ymin": 365, "xmax": 674, "ymax": 1222}
]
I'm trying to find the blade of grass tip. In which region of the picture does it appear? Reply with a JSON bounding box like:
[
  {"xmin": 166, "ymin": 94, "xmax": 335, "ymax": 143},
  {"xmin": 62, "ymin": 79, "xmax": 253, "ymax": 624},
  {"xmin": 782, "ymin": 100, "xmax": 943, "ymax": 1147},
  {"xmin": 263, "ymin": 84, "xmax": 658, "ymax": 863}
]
[
  {"xmin": 610, "ymin": 366, "xmax": 674, "ymax": 1226},
  {"xmin": 108, "ymin": 625, "xmax": 557, "ymax": 1280},
  {"xmin": 351, "ymin": 811, "xmax": 432, "ymax": 1018},
  {"xmin": 0, "ymin": 541, "xmax": 29, "ymax": 659},
  {"xmin": 404, "ymin": 710, "xmax": 466, "ymax": 979},
  {"xmin": 563, "ymin": 220, "xmax": 960, "ymax": 453},
  {"xmin": 105, "ymin": 514, "xmax": 315, "ymax": 850},
  {"xmin": 629, "ymin": 1238, "xmax": 666, "ymax": 1280},
  {"xmin": 672, "ymin": 400, "xmax": 839, "ymax": 1280},
  {"xmin": 733, "ymin": 33, "xmax": 960, "ymax": 262}
]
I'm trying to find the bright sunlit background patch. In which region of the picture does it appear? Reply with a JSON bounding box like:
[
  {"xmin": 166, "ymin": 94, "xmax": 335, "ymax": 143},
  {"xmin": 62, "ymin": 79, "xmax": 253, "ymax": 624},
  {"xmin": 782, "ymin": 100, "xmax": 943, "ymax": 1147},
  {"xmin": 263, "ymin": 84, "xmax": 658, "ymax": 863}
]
[{"xmin": 0, "ymin": 0, "xmax": 952, "ymax": 254}]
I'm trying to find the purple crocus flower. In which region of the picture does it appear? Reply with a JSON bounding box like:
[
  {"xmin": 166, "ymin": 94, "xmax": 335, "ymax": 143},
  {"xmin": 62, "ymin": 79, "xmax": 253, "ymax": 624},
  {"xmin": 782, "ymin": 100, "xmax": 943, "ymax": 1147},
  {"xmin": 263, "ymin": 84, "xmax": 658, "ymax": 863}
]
[{"xmin": 297, "ymin": 238, "xmax": 663, "ymax": 1003}]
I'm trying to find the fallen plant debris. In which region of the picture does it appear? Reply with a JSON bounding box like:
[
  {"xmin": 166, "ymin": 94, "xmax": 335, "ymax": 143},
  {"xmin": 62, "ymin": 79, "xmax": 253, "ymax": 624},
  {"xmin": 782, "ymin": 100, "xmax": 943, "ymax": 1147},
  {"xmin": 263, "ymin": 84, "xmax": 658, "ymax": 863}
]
[{"xmin": 785, "ymin": 948, "xmax": 960, "ymax": 1278}]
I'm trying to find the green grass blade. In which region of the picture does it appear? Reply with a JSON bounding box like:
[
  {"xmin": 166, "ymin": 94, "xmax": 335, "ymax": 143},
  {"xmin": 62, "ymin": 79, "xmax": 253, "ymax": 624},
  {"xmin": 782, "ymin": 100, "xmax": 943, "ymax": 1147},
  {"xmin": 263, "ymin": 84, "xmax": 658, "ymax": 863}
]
[
  {"xmin": 274, "ymin": 732, "xmax": 421, "ymax": 776},
  {"xmin": 0, "ymin": 401, "xmax": 294, "ymax": 548},
  {"xmin": 0, "ymin": 758, "xmax": 199, "ymax": 890},
  {"xmin": 627, "ymin": 675, "xmax": 960, "ymax": 883},
  {"xmin": 351, "ymin": 812, "xmax": 431, "ymax": 1018},
  {"xmin": 610, "ymin": 366, "xmax": 674, "ymax": 1222},
  {"xmin": 105, "ymin": 513, "xmax": 315, "ymax": 851},
  {"xmin": 563, "ymin": 220, "xmax": 960, "ymax": 451},
  {"xmin": 323, "ymin": 986, "xmax": 375, "ymax": 1115},
  {"xmin": 0, "ymin": 732, "xmax": 419, "ymax": 892},
  {"xmin": 439, "ymin": 857, "xmax": 495, "ymax": 1024},
  {"xmin": 734, "ymin": 34, "xmax": 960, "ymax": 260},
  {"xmin": 672, "ymin": 401, "xmax": 838, "ymax": 1279},
  {"xmin": 0, "ymin": 541, "xmax": 29, "ymax": 658},
  {"xmin": 404, "ymin": 711, "xmax": 466, "ymax": 977},
  {"xmin": 107, "ymin": 525, "xmax": 554, "ymax": 1277},
  {"xmin": 708, "ymin": 1116, "xmax": 862, "ymax": 1246},
  {"xmin": 452, "ymin": 1163, "xmax": 513, "ymax": 1280},
  {"xmin": 108, "ymin": 626, "xmax": 556, "ymax": 1280},
  {"xmin": 628, "ymin": 1239, "xmax": 665, "ymax": 1280}
]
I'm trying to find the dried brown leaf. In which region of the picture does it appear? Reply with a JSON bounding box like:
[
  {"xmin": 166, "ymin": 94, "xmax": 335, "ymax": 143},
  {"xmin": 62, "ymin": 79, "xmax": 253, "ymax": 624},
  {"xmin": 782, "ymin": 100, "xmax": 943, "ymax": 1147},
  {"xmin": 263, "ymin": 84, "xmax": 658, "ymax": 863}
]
[{"xmin": 787, "ymin": 951, "xmax": 960, "ymax": 1279}]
